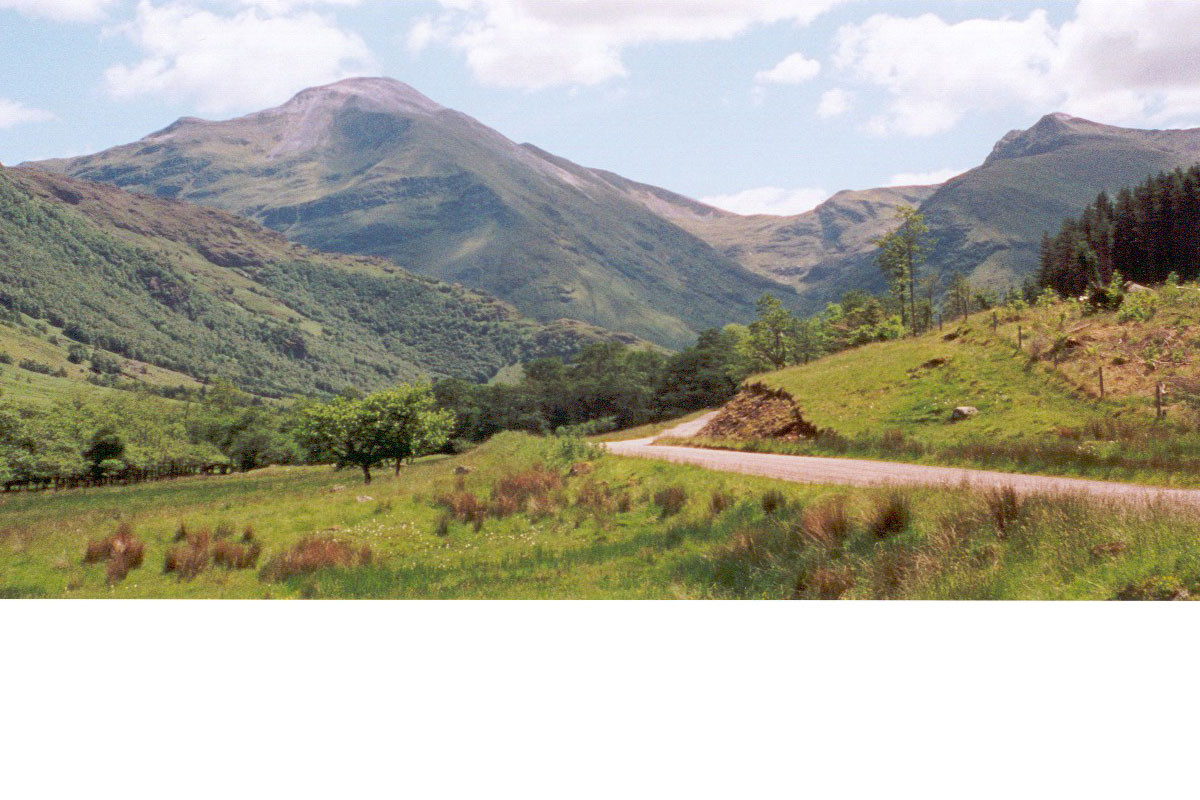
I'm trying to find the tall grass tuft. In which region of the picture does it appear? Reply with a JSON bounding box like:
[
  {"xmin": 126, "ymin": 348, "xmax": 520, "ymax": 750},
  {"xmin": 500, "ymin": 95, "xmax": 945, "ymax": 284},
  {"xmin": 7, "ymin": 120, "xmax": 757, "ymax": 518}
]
[
  {"xmin": 984, "ymin": 486, "xmax": 1023, "ymax": 535},
  {"xmin": 709, "ymin": 490, "xmax": 734, "ymax": 516},
  {"xmin": 654, "ymin": 486, "xmax": 687, "ymax": 517},
  {"xmin": 761, "ymin": 489, "xmax": 786, "ymax": 515},
  {"xmin": 795, "ymin": 566, "xmax": 855, "ymax": 600},
  {"xmin": 260, "ymin": 537, "xmax": 373, "ymax": 582},
  {"xmin": 870, "ymin": 494, "xmax": 911, "ymax": 539},
  {"xmin": 164, "ymin": 529, "xmax": 211, "ymax": 581},
  {"xmin": 798, "ymin": 496, "xmax": 851, "ymax": 550},
  {"xmin": 83, "ymin": 522, "xmax": 145, "ymax": 584}
]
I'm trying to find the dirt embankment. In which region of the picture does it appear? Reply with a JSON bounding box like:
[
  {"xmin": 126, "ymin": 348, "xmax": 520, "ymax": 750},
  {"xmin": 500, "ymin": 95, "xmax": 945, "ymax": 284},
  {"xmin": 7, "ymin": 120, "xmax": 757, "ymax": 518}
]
[{"xmin": 697, "ymin": 383, "xmax": 821, "ymax": 441}]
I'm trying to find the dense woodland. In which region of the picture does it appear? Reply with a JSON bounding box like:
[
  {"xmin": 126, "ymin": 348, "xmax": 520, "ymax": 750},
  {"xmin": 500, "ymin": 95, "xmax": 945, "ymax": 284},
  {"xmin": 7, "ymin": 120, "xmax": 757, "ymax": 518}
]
[{"xmin": 1037, "ymin": 165, "xmax": 1200, "ymax": 296}]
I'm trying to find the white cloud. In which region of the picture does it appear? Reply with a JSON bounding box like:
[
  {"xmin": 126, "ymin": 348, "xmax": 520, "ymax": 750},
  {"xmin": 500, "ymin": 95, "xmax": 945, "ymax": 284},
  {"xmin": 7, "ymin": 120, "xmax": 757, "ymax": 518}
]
[
  {"xmin": 0, "ymin": 98, "xmax": 56, "ymax": 129},
  {"xmin": 104, "ymin": 1, "xmax": 377, "ymax": 114},
  {"xmin": 816, "ymin": 87, "xmax": 851, "ymax": 118},
  {"xmin": 832, "ymin": 1, "xmax": 1200, "ymax": 137},
  {"xmin": 886, "ymin": 167, "xmax": 964, "ymax": 187},
  {"xmin": 702, "ymin": 186, "xmax": 830, "ymax": 216},
  {"xmin": 834, "ymin": 11, "xmax": 1056, "ymax": 136},
  {"xmin": 421, "ymin": 0, "xmax": 848, "ymax": 89},
  {"xmin": 0, "ymin": 0, "xmax": 116, "ymax": 21},
  {"xmin": 755, "ymin": 52, "xmax": 819, "ymax": 85}
]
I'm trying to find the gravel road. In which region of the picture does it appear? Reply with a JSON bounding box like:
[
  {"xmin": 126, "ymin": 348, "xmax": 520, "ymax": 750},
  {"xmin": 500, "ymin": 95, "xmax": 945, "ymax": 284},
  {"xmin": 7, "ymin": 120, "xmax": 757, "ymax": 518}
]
[{"xmin": 603, "ymin": 413, "xmax": 1200, "ymax": 508}]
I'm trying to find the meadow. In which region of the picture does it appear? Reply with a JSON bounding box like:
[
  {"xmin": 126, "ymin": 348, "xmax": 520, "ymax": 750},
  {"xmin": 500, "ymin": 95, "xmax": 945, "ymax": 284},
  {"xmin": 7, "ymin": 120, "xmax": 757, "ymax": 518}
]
[
  {"xmin": 668, "ymin": 286, "xmax": 1200, "ymax": 487},
  {"xmin": 5, "ymin": 429, "xmax": 1200, "ymax": 599}
]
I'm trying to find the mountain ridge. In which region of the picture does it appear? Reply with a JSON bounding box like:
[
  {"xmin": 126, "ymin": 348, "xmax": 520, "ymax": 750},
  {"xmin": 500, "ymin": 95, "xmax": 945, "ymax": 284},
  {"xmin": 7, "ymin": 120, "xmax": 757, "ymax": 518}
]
[{"xmin": 33, "ymin": 77, "xmax": 790, "ymax": 349}]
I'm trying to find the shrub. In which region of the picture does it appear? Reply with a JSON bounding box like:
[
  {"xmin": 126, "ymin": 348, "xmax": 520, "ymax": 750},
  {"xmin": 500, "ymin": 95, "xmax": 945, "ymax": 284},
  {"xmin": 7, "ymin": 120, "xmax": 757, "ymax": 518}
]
[
  {"xmin": 260, "ymin": 537, "xmax": 373, "ymax": 582},
  {"xmin": 869, "ymin": 494, "xmax": 911, "ymax": 539},
  {"xmin": 654, "ymin": 486, "xmax": 687, "ymax": 517},
  {"xmin": 214, "ymin": 521, "xmax": 235, "ymax": 540},
  {"xmin": 798, "ymin": 497, "xmax": 851, "ymax": 549},
  {"xmin": 760, "ymin": 489, "xmax": 786, "ymax": 515},
  {"xmin": 241, "ymin": 525, "xmax": 255, "ymax": 543}
]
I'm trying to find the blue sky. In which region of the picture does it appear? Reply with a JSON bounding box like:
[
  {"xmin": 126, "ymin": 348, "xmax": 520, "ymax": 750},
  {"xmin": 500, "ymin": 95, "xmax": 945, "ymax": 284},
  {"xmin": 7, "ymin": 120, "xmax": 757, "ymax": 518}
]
[{"xmin": 3, "ymin": 1, "xmax": 1199, "ymax": 214}]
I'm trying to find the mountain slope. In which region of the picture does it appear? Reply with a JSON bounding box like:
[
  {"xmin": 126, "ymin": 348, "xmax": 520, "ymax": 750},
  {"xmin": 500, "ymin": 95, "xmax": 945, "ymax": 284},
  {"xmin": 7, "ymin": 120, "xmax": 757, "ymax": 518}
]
[
  {"xmin": 34, "ymin": 77, "xmax": 791, "ymax": 348},
  {"xmin": 0, "ymin": 165, "xmax": 638, "ymax": 398},
  {"xmin": 642, "ymin": 114, "xmax": 1200, "ymax": 309}
]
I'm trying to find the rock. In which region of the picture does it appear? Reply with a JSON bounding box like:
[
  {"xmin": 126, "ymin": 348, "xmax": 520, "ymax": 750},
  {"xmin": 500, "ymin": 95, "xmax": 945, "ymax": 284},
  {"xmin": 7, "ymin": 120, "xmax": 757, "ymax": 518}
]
[
  {"xmin": 951, "ymin": 406, "xmax": 979, "ymax": 421},
  {"xmin": 1124, "ymin": 281, "xmax": 1152, "ymax": 293},
  {"xmin": 356, "ymin": 495, "xmax": 373, "ymax": 503},
  {"xmin": 454, "ymin": 465, "xmax": 473, "ymax": 475}
]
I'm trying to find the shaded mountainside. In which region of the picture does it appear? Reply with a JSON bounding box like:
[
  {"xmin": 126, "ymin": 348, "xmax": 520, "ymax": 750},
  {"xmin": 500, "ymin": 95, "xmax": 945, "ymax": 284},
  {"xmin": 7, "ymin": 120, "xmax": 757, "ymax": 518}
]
[
  {"xmin": 0, "ymin": 165, "xmax": 639, "ymax": 398},
  {"xmin": 34, "ymin": 77, "xmax": 792, "ymax": 349}
]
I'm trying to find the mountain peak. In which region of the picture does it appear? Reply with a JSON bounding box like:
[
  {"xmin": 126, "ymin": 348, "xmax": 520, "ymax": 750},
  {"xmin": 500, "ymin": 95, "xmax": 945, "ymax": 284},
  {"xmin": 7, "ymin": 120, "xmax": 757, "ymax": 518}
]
[
  {"xmin": 984, "ymin": 112, "xmax": 1119, "ymax": 165},
  {"xmin": 280, "ymin": 77, "xmax": 444, "ymax": 117}
]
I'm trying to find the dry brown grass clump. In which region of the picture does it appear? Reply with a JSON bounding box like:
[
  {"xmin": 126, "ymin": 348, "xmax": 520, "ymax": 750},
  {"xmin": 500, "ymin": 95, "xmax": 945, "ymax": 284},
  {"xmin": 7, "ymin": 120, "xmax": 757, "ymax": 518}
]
[
  {"xmin": 436, "ymin": 491, "xmax": 489, "ymax": 529},
  {"xmin": 798, "ymin": 496, "xmax": 851, "ymax": 550},
  {"xmin": 83, "ymin": 522, "xmax": 145, "ymax": 584},
  {"xmin": 795, "ymin": 566, "xmax": 856, "ymax": 600},
  {"xmin": 260, "ymin": 536, "xmax": 373, "ymax": 582},
  {"xmin": 1090, "ymin": 541, "xmax": 1128, "ymax": 559},
  {"xmin": 212, "ymin": 539, "xmax": 262, "ymax": 570},
  {"xmin": 492, "ymin": 467, "xmax": 563, "ymax": 509},
  {"xmin": 761, "ymin": 489, "xmax": 786, "ymax": 515},
  {"xmin": 869, "ymin": 494, "xmax": 911, "ymax": 540},
  {"xmin": 654, "ymin": 486, "xmax": 687, "ymax": 517},
  {"xmin": 984, "ymin": 486, "xmax": 1024, "ymax": 535},
  {"xmin": 709, "ymin": 490, "xmax": 734, "ymax": 516},
  {"xmin": 164, "ymin": 529, "xmax": 211, "ymax": 581}
]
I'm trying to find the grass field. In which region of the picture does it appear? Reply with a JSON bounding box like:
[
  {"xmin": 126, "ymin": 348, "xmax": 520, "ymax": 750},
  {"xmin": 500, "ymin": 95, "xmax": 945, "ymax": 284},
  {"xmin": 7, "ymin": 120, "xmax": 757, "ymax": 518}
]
[
  {"xmin": 5, "ymin": 429, "xmax": 1200, "ymax": 599},
  {"xmin": 669, "ymin": 287, "xmax": 1200, "ymax": 486}
]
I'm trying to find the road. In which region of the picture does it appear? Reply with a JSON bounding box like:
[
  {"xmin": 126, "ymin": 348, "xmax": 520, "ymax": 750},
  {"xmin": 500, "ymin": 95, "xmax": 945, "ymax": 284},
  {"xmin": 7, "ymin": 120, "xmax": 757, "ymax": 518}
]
[{"xmin": 603, "ymin": 412, "xmax": 1200, "ymax": 508}]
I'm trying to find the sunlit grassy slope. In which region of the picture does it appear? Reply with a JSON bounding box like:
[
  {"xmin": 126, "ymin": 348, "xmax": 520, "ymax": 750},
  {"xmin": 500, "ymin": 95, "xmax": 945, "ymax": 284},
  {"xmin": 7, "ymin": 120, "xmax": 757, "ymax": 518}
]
[
  {"xmin": 7, "ymin": 430, "xmax": 1200, "ymax": 600},
  {"xmin": 758, "ymin": 287, "xmax": 1200, "ymax": 444}
]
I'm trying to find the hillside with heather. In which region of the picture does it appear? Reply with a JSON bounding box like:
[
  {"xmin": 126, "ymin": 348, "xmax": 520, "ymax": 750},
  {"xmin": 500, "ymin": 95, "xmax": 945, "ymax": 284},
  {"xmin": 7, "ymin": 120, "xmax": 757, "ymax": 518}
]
[{"xmin": 0, "ymin": 164, "xmax": 638, "ymax": 398}]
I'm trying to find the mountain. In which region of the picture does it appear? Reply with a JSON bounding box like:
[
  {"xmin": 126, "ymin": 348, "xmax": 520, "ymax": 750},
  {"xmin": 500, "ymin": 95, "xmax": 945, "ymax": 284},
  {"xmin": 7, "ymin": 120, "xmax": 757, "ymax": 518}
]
[
  {"xmin": 633, "ymin": 113, "xmax": 1200, "ymax": 309},
  {"xmin": 33, "ymin": 77, "xmax": 790, "ymax": 349},
  {"xmin": 0, "ymin": 164, "xmax": 640, "ymax": 398}
]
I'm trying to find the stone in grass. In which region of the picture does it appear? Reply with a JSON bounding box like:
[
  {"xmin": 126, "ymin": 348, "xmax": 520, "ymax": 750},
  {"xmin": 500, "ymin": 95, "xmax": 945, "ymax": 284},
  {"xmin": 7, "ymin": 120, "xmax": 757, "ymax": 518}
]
[
  {"xmin": 950, "ymin": 406, "xmax": 979, "ymax": 421},
  {"xmin": 454, "ymin": 465, "xmax": 473, "ymax": 475}
]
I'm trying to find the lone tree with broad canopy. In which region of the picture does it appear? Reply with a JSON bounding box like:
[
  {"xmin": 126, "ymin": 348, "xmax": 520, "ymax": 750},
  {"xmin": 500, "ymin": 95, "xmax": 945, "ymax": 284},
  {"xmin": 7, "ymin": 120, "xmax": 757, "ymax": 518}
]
[
  {"xmin": 874, "ymin": 205, "xmax": 934, "ymax": 334},
  {"xmin": 299, "ymin": 384, "xmax": 455, "ymax": 483}
]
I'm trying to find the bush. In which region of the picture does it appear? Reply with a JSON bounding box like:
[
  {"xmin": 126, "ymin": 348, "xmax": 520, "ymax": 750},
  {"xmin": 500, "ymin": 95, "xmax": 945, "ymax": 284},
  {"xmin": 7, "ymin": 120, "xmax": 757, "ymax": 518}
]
[
  {"xmin": 1117, "ymin": 290, "xmax": 1157, "ymax": 323},
  {"xmin": 212, "ymin": 540, "xmax": 262, "ymax": 570}
]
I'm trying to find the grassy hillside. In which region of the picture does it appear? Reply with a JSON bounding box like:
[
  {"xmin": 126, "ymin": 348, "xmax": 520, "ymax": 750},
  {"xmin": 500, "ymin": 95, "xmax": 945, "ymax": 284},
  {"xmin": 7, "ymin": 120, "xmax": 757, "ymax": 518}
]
[
  {"xmin": 35, "ymin": 77, "xmax": 792, "ymax": 349},
  {"xmin": 0, "ymin": 166, "xmax": 638, "ymax": 399},
  {"xmin": 676, "ymin": 284, "xmax": 1200, "ymax": 485},
  {"xmin": 5, "ymin": 429, "xmax": 1200, "ymax": 600}
]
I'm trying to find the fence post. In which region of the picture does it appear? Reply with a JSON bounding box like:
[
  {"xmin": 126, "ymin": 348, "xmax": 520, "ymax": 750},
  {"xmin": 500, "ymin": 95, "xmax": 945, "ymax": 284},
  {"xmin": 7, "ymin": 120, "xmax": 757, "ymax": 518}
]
[
  {"xmin": 992, "ymin": 311, "xmax": 998, "ymax": 332},
  {"xmin": 1099, "ymin": 366, "xmax": 1105, "ymax": 399},
  {"xmin": 1156, "ymin": 382, "xmax": 1165, "ymax": 419},
  {"xmin": 1017, "ymin": 325, "xmax": 1023, "ymax": 350}
]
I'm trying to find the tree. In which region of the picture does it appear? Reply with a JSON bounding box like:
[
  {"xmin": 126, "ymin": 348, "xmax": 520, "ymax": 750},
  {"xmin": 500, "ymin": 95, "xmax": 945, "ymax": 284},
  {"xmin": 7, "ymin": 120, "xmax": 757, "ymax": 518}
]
[
  {"xmin": 947, "ymin": 273, "xmax": 973, "ymax": 321},
  {"xmin": 299, "ymin": 384, "xmax": 454, "ymax": 483},
  {"xmin": 874, "ymin": 205, "xmax": 933, "ymax": 334},
  {"xmin": 743, "ymin": 294, "xmax": 800, "ymax": 370},
  {"xmin": 83, "ymin": 426, "xmax": 125, "ymax": 479}
]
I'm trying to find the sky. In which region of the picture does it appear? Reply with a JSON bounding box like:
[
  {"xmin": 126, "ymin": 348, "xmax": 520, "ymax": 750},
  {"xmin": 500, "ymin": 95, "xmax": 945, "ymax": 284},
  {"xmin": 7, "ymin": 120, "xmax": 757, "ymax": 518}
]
[{"xmin": 3, "ymin": 0, "xmax": 1200, "ymax": 215}]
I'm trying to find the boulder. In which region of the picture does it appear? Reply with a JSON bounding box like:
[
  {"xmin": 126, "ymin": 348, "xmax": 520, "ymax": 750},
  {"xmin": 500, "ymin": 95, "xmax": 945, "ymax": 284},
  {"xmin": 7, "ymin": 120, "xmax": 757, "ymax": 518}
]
[
  {"xmin": 454, "ymin": 465, "xmax": 473, "ymax": 475},
  {"xmin": 951, "ymin": 406, "xmax": 979, "ymax": 421}
]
